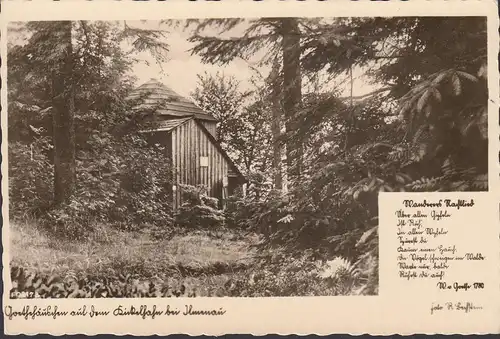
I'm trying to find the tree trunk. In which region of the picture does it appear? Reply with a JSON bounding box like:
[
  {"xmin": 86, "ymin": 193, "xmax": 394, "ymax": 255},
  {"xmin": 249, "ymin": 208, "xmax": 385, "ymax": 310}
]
[
  {"xmin": 270, "ymin": 58, "xmax": 283, "ymax": 190},
  {"xmin": 52, "ymin": 21, "xmax": 76, "ymax": 205},
  {"xmin": 281, "ymin": 18, "xmax": 302, "ymax": 187}
]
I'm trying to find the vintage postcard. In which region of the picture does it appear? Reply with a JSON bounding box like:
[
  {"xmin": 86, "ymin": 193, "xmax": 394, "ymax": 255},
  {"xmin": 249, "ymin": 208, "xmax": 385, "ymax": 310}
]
[{"xmin": 1, "ymin": 0, "xmax": 499, "ymax": 336}]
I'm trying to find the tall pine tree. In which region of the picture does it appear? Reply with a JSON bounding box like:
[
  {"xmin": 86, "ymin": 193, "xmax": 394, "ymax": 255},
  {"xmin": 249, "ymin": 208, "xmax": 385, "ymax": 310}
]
[
  {"xmin": 187, "ymin": 18, "xmax": 311, "ymax": 187},
  {"xmin": 9, "ymin": 21, "xmax": 170, "ymax": 207},
  {"xmin": 51, "ymin": 21, "xmax": 76, "ymax": 205}
]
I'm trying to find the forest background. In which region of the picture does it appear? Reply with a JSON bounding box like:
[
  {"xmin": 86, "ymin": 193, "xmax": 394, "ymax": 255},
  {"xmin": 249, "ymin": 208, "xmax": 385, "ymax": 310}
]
[{"xmin": 7, "ymin": 17, "xmax": 488, "ymax": 297}]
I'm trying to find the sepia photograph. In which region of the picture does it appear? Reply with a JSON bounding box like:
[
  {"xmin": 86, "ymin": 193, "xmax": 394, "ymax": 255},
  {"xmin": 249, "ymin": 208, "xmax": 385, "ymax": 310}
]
[{"xmin": 6, "ymin": 17, "xmax": 488, "ymax": 299}]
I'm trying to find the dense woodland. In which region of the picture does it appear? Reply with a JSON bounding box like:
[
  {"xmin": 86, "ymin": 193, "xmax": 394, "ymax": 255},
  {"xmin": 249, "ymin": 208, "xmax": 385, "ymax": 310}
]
[{"xmin": 8, "ymin": 17, "xmax": 488, "ymax": 297}]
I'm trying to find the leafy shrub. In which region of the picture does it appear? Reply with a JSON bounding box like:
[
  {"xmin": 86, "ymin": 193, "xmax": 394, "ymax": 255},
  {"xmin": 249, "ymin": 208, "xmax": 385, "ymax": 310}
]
[
  {"xmin": 224, "ymin": 189, "xmax": 291, "ymax": 234},
  {"xmin": 224, "ymin": 250, "xmax": 377, "ymax": 297},
  {"xmin": 318, "ymin": 257, "xmax": 360, "ymax": 292},
  {"xmin": 176, "ymin": 205, "xmax": 225, "ymax": 229},
  {"xmin": 41, "ymin": 200, "xmax": 96, "ymax": 240},
  {"xmin": 175, "ymin": 185, "xmax": 225, "ymax": 229},
  {"xmin": 202, "ymin": 196, "xmax": 219, "ymax": 210},
  {"xmin": 77, "ymin": 134, "xmax": 175, "ymax": 233},
  {"xmin": 110, "ymin": 135, "xmax": 174, "ymax": 230},
  {"xmin": 224, "ymin": 194, "xmax": 259, "ymax": 230},
  {"xmin": 13, "ymin": 133, "xmax": 175, "ymax": 239},
  {"xmin": 177, "ymin": 184, "xmax": 205, "ymax": 205},
  {"xmin": 8, "ymin": 140, "xmax": 54, "ymax": 219}
]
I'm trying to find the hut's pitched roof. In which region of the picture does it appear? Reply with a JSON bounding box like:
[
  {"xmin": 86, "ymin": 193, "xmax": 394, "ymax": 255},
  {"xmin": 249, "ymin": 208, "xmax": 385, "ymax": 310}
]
[
  {"xmin": 139, "ymin": 116, "xmax": 246, "ymax": 182},
  {"xmin": 128, "ymin": 79, "xmax": 217, "ymax": 122},
  {"xmin": 139, "ymin": 117, "xmax": 192, "ymax": 133}
]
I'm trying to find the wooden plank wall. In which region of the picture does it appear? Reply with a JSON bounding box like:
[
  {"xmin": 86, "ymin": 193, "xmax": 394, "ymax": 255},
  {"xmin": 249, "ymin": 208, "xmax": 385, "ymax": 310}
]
[
  {"xmin": 171, "ymin": 119, "xmax": 228, "ymax": 209},
  {"xmin": 200, "ymin": 121, "xmax": 217, "ymax": 139}
]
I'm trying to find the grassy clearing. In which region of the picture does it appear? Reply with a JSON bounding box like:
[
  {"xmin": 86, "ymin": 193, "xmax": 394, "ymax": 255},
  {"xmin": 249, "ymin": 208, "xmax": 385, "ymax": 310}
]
[{"xmin": 9, "ymin": 221, "xmax": 259, "ymax": 293}]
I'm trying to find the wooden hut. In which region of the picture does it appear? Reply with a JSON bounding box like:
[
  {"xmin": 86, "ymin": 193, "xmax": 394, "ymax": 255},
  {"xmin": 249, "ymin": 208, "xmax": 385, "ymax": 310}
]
[{"xmin": 128, "ymin": 78, "xmax": 246, "ymax": 210}]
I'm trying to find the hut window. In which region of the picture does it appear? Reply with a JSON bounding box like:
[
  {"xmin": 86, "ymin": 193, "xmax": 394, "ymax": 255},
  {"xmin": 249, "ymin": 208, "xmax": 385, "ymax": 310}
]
[{"xmin": 200, "ymin": 156, "xmax": 209, "ymax": 167}]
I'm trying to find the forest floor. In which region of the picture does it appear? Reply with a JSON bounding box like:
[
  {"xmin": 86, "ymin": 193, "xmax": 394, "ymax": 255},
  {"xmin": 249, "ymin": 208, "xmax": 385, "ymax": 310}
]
[{"xmin": 9, "ymin": 221, "xmax": 260, "ymax": 296}]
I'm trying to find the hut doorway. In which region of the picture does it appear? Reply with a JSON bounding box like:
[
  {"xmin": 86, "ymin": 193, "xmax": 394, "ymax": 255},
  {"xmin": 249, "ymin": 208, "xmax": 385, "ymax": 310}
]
[{"xmin": 227, "ymin": 175, "xmax": 239, "ymax": 197}]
